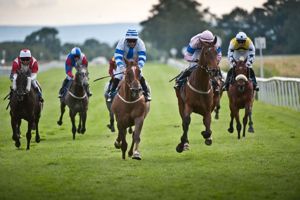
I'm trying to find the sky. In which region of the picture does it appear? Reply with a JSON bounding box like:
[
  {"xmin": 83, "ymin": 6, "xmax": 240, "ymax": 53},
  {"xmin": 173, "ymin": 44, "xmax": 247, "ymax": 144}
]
[{"xmin": 0, "ymin": 0, "xmax": 267, "ymax": 26}]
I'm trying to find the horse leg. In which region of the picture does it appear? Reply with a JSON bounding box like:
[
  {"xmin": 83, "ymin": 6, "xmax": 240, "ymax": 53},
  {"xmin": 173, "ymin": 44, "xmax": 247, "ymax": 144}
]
[
  {"xmin": 69, "ymin": 110, "xmax": 77, "ymax": 140},
  {"xmin": 110, "ymin": 111, "xmax": 115, "ymax": 132},
  {"xmin": 243, "ymin": 107, "xmax": 250, "ymax": 137},
  {"xmin": 131, "ymin": 117, "xmax": 144, "ymax": 160},
  {"xmin": 234, "ymin": 110, "xmax": 242, "ymax": 139},
  {"xmin": 80, "ymin": 111, "xmax": 87, "ymax": 134},
  {"xmin": 77, "ymin": 113, "xmax": 82, "ymax": 133},
  {"xmin": 228, "ymin": 109, "xmax": 234, "ymax": 133},
  {"xmin": 120, "ymin": 128, "xmax": 127, "ymax": 160},
  {"xmin": 11, "ymin": 117, "xmax": 21, "ymax": 148},
  {"xmin": 214, "ymin": 103, "xmax": 220, "ymax": 120},
  {"xmin": 128, "ymin": 131, "xmax": 134, "ymax": 158},
  {"xmin": 248, "ymin": 110, "xmax": 254, "ymax": 133},
  {"xmin": 57, "ymin": 102, "xmax": 66, "ymax": 126},
  {"xmin": 176, "ymin": 104, "xmax": 192, "ymax": 153},
  {"xmin": 35, "ymin": 118, "xmax": 40, "ymax": 143},
  {"xmin": 202, "ymin": 112, "xmax": 212, "ymax": 145},
  {"xmin": 26, "ymin": 121, "xmax": 33, "ymax": 150}
]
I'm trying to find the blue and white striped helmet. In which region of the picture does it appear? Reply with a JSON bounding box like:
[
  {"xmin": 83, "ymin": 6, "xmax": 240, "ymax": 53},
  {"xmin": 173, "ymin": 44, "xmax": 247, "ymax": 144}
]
[
  {"xmin": 125, "ymin": 29, "xmax": 139, "ymax": 39},
  {"xmin": 71, "ymin": 47, "xmax": 82, "ymax": 57}
]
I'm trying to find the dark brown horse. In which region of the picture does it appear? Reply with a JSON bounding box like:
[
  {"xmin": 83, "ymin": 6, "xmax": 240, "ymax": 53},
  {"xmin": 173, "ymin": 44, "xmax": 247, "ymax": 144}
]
[
  {"xmin": 227, "ymin": 57, "xmax": 255, "ymax": 139},
  {"xmin": 57, "ymin": 66, "xmax": 89, "ymax": 140},
  {"xmin": 111, "ymin": 60, "xmax": 150, "ymax": 160},
  {"xmin": 9, "ymin": 69, "xmax": 42, "ymax": 150},
  {"xmin": 211, "ymin": 68, "xmax": 224, "ymax": 120},
  {"xmin": 175, "ymin": 45, "xmax": 219, "ymax": 152}
]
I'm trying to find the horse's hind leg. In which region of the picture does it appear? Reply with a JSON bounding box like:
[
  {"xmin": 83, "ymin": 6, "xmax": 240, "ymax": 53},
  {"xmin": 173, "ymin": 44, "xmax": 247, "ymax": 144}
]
[
  {"xmin": 80, "ymin": 111, "xmax": 87, "ymax": 134},
  {"xmin": 77, "ymin": 113, "xmax": 82, "ymax": 133},
  {"xmin": 128, "ymin": 132, "xmax": 134, "ymax": 158},
  {"xmin": 26, "ymin": 121, "xmax": 33, "ymax": 150},
  {"xmin": 228, "ymin": 111, "xmax": 234, "ymax": 133},
  {"xmin": 69, "ymin": 110, "xmax": 77, "ymax": 140},
  {"xmin": 176, "ymin": 104, "xmax": 192, "ymax": 153},
  {"xmin": 109, "ymin": 111, "xmax": 115, "ymax": 132},
  {"xmin": 214, "ymin": 104, "xmax": 220, "ymax": 120},
  {"xmin": 248, "ymin": 110, "xmax": 254, "ymax": 133},
  {"xmin": 242, "ymin": 108, "xmax": 250, "ymax": 137},
  {"xmin": 234, "ymin": 111, "xmax": 242, "ymax": 139},
  {"xmin": 35, "ymin": 118, "xmax": 41, "ymax": 143},
  {"xmin": 57, "ymin": 102, "xmax": 66, "ymax": 126},
  {"xmin": 118, "ymin": 128, "xmax": 127, "ymax": 160},
  {"xmin": 131, "ymin": 118, "xmax": 144, "ymax": 160}
]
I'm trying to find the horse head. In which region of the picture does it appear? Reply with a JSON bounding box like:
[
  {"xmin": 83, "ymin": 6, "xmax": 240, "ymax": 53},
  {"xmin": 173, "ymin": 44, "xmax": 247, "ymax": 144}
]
[
  {"xmin": 198, "ymin": 43, "xmax": 219, "ymax": 77},
  {"xmin": 234, "ymin": 57, "xmax": 249, "ymax": 92},
  {"xmin": 75, "ymin": 66, "xmax": 88, "ymax": 87},
  {"xmin": 124, "ymin": 59, "xmax": 142, "ymax": 99},
  {"xmin": 15, "ymin": 69, "xmax": 31, "ymax": 101}
]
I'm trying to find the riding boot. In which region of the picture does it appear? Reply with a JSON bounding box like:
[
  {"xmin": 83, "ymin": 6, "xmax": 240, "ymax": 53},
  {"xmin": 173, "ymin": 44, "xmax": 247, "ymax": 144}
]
[
  {"xmin": 85, "ymin": 84, "xmax": 92, "ymax": 97},
  {"xmin": 140, "ymin": 76, "xmax": 151, "ymax": 102},
  {"xmin": 249, "ymin": 68, "xmax": 259, "ymax": 91},
  {"xmin": 35, "ymin": 87, "xmax": 44, "ymax": 103},
  {"xmin": 222, "ymin": 68, "xmax": 234, "ymax": 91},
  {"xmin": 107, "ymin": 78, "xmax": 120, "ymax": 102},
  {"xmin": 58, "ymin": 78, "xmax": 69, "ymax": 98},
  {"xmin": 174, "ymin": 65, "xmax": 197, "ymax": 89}
]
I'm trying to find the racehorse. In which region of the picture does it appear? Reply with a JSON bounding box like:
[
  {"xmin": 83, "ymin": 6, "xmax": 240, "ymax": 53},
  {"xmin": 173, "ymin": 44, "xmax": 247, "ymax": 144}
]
[
  {"xmin": 175, "ymin": 44, "xmax": 219, "ymax": 152},
  {"xmin": 9, "ymin": 69, "xmax": 42, "ymax": 150},
  {"xmin": 111, "ymin": 60, "xmax": 150, "ymax": 160},
  {"xmin": 57, "ymin": 66, "xmax": 89, "ymax": 140},
  {"xmin": 227, "ymin": 57, "xmax": 255, "ymax": 139},
  {"xmin": 211, "ymin": 68, "xmax": 224, "ymax": 120}
]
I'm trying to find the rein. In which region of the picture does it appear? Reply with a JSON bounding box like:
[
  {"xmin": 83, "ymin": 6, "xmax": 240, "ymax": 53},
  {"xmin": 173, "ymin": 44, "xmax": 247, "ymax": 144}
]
[
  {"xmin": 117, "ymin": 93, "xmax": 143, "ymax": 104},
  {"xmin": 68, "ymin": 91, "xmax": 87, "ymax": 99}
]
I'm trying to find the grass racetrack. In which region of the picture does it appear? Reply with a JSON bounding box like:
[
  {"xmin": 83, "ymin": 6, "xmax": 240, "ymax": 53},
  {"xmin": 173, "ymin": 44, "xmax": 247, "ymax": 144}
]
[{"xmin": 0, "ymin": 63, "xmax": 300, "ymax": 200}]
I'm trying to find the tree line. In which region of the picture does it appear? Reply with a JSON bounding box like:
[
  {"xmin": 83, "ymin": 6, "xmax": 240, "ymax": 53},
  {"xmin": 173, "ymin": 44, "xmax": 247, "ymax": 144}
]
[{"xmin": 1, "ymin": 0, "xmax": 299, "ymax": 63}]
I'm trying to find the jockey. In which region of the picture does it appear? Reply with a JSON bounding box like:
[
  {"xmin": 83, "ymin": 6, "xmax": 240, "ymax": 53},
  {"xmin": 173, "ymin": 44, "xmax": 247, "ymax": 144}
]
[
  {"xmin": 107, "ymin": 29, "xmax": 151, "ymax": 102},
  {"xmin": 58, "ymin": 47, "xmax": 92, "ymax": 98},
  {"xmin": 174, "ymin": 30, "xmax": 222, "ymax": 89},
  {"xmin": 10, "ymin": 49, "xmax": 44, "ymax": 102},
  {"xmin": 223, "ymin": 31, "xmax": 259, "ymax": 91}
]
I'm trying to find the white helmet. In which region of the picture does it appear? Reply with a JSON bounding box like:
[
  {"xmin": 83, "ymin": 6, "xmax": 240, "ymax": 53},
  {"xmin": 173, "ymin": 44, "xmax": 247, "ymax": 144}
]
[
  {"xmin": 199, "ymin": 30, "xmax": 215, "ymax": 43},
  {"xmin": 236, "ymin": 32, "xmax": 247, "ymax": 41},
  {"xmin": 125, "ymin": 29, "xmax": 139, "ymax": 40},
  {"xmin": 19, "ymin": 49, "xmax": 31, "ymax": 58}
]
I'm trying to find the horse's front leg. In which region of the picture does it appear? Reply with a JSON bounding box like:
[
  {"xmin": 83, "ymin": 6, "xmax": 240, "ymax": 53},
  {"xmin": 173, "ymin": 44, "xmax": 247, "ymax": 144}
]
[
  {"xmin": 35, "ymin": 117, "xmax": 41, "ymax": 143},
  {"xmin": 243, "ymin": 106, "xmax": 250, "ymax": 137},
  {"xmin": 248, "ymin": 109, "xmax": 254, "ymax": 133},
  {"xmin": 77, "ymin": 113, "xmax": 82, "ymax": 133},
  {"xmin": 109, "ymin": 111, "xmax": 115, "ymax": 132},
  {"xmin": 11, "ymin": 116, "xmax": 21, "ymax": 148},
  {"xmin": 234, "ymin": 110, "xmax": 242, "ymax": 139},
  {"xmin": 228, "ymin": 106, "xmax": 234, "ymax": 133},
  {"xmin": 176, "ymin": 105, "xmax": 192, "ymax": 153},
  {"xmin": 57, "ymin": 102, "xmax": 66, "ymax": 126},
  {"xmin": 130, "ymin": 117, "xmax": 144, "ymax": 160},
  {"xmin": 80, "ymin": 111, "xmax": 87, "ymax": 134},
  {"xmin": 116, "ymin": 125, "xmax": 127, "ymax": 160},
  {"xmin": 202, "ymin": 112, "xmax": 212, "ymax": 145},
  {"xmin": 26, "ymin": 121, "xmax": 33, "ymax": 150},
  {"xmin": 69, "ymin": 110, "xmax": 77, "ymax": 140}
]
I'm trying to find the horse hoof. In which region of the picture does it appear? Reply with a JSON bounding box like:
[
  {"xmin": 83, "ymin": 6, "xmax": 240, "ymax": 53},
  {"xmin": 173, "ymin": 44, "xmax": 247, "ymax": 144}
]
[
  {"xmin": 111, "ymin": 126, "xmax": 115, "ymax": 132},
  {"xmin": 132, "ymin": 151, "xmax": 142, "ymax": 160},
  {"xmin": 228, "ymin": 128, "xmax": 234, "ymax": 133},
  {"xmin": 215, "ymin": 115, "xmax": 219, "ymax": 120},
  {"xmin": 183, "ymin": 142, "xmax": 190, "ymax": 151},
  {"xmin": 128, "ymin": 151, "xmax": 133, "ymax": 157},
  {"xmin": 176, "ymin": 143, "xmax": 184, "ymax": 153},
  {"xmin": 205, "ymin": 138, "xmax": 212, "ymax": 146},
  {"xmin": 57, "ymin": 121, "xmax": 62, "ymax": 126},
  {"xmin": 36, "ymin": 137, "xmax": 40, "ymax": 143},
  {"xmin": 114, "ymin": 141, "xmax": 121, "ymax": 149},
  {"xmin": 248, "ymin": 127, "xmax": 254, "ymax": 133},
  {"xmin": 201, "ymin": 131, "xmax": 211, "ymax": 139},
  {"xmin": 80, "ymin": 129, "xmax": 86, "ymax": 134},
  {"xmin": 128, "ymin": 127, "xmax": 133, "ymax": 134},
  {"xmin": 15, "ymin": 140, "xmax": 21, "ymax": 148}
]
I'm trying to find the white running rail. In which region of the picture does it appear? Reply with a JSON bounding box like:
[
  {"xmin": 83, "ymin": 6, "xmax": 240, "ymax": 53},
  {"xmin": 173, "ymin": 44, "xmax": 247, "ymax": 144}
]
[{"xmin": 257, "ymin": 77, "xmax": 300, "ymax": 111}]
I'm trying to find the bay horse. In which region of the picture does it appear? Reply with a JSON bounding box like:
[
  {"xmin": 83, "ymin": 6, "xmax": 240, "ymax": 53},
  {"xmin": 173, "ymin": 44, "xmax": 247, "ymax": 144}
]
[
  {"xmin": 9, "ymin": 69, "xmax": 42, "ymax": 150},
  {"xmin": 175, "ymin": 44, "xmax": 219, "ymax": 153},
  {"xmin": 211, "ymin": 68, "xmax": 224, "ymax": 120},
  {"xmin": 57, "ymin": 66, "xmax": 89, "ymax": 140},
  {"xmin": 227, "ymin": 57, "xmax": 255, "ymax": 139},
  {"xmin": 111, "ymin": 60, "xmax": 150, "ymax": 160}
]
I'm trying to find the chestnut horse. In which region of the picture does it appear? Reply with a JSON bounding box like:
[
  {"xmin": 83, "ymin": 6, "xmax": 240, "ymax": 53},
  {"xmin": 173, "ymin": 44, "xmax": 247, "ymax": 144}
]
[
  {"xmin": 10, "ymin": 69, "xmax": 42, "ymax": 150},
  {"xmin": 57, "ymin": 66, "xmax": 89, "ymax": 140},
  {"xmin": 227, "ymin": 57, "xmax": 255, "ymax": 139},
  {"xmin": 111, "ymin": 60, "xmax": 150, "ymax": 160},
  {"xmin": 175, "ymin": 45, "xmax": 219, "ymax": 153}
]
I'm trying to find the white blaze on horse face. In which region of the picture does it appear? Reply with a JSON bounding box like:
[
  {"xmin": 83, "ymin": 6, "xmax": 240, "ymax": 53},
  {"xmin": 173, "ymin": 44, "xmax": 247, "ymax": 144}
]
[{"xmin": 26, "ymin": 77, "xmax": 32, "ymax": 92}]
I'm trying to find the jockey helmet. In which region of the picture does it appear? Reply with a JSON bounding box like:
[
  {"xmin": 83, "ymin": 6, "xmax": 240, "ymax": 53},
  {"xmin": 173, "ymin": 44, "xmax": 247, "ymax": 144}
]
[
  {"xmin": 125, "ymin": 29, "xmax": 139, "ymax": 40},
  {"xmin": 19, "ymin": 49, "xmax": 31, "ymax": 58},
  {"xmin": 236, "ymin": 32, "xmax": 247, "ymax": 42},
  {"xmin": 71, "ymin": 47, "xmax": 82, "ymax": 57},
  {"xmin": 199, "ymin": 30, "xmax": 215, "ymax": 43}
]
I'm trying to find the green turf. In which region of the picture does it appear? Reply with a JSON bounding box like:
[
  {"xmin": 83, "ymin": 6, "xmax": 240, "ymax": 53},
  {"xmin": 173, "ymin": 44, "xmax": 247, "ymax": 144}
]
[{"xmin": 0, "ymin": 63, "xmax": 299, "ymax": 200}]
